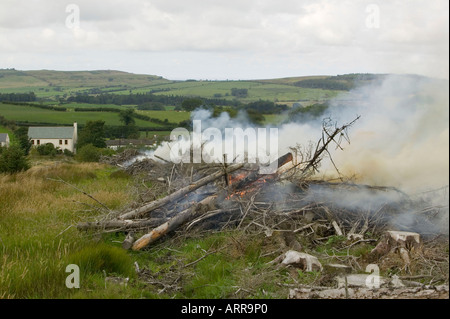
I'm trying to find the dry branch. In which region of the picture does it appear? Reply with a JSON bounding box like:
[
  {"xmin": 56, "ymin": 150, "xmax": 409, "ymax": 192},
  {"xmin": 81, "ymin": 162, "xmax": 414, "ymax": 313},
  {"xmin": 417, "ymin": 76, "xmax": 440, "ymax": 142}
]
[
  {"xmin": 132, "ymin": 195, "xmax": 218, "ymax": 250},
  {"xmin": 119, "ymin": 163, "xmax": 244, "ymax": 220},
  {"xmin": 77, "ymin": 218, "xmax": 167, "ymax": 231}
]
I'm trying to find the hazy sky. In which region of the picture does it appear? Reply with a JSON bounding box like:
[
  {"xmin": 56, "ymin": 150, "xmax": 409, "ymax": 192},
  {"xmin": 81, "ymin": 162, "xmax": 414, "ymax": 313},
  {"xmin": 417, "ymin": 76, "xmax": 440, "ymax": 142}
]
[{"xmin": 0, "ymin": 0, "xmax": 448, "ymax": 80}]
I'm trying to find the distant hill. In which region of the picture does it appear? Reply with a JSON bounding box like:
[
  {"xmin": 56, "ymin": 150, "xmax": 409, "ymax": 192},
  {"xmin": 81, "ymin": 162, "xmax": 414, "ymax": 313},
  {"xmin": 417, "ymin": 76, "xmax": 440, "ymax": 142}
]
[
  {"xmin": 256, "ymin": 73, "xmax": 389, "ymax": 90},
  {"xmin": 0, "ymin": 69, "xmax": 170, "ymax": 90},
  {"xmin": 0, "ymin": 69, "xmax": 436, "ymax": 107}
]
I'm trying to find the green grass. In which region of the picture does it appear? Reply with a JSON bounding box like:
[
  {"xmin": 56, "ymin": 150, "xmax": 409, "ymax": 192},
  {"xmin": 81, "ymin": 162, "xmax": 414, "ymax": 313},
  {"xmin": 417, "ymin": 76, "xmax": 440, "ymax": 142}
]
[
  {"xmin": 136, "ymin": 110, "xmax": 190, "ymax": 123},
  {"xmin": 0, "ymin": 103, "xmax": 167, "ymax": 128},
  {"xmin": 0, "ymin": 157, "xmax": 387, "ymax": 299},
  {"xmin": 0, "ymin": 162, "xmax": 139, "ymax": 298}
]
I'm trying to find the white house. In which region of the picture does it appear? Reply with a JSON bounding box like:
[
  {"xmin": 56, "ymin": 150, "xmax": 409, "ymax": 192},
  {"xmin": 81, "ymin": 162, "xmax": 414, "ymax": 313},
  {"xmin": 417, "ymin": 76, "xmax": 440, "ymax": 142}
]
[
  {"xmin": 28, "ymin": 122, "xmax": 78, "ymax": 153},
  {"xmin": 105, "ymin": 138, "xmax": 156, "ymax": 150},
  {"xmin": 0, "ymin": 133, "xmax": 10, "ymax": 147}
]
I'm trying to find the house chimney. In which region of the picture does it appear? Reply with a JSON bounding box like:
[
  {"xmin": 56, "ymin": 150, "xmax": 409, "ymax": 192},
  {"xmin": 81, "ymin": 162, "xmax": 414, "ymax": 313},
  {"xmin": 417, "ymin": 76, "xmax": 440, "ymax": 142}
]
[{"xmin": 73, "ymin": 122, "xmax": 78, "ymax": 145}]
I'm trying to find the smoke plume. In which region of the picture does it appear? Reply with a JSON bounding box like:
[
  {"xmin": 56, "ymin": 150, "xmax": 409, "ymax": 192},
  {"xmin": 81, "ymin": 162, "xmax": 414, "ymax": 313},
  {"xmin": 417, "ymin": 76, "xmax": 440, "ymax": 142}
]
[{"xmin": 149, "ymin": 74, "xmax": 449, "ymax": 234}]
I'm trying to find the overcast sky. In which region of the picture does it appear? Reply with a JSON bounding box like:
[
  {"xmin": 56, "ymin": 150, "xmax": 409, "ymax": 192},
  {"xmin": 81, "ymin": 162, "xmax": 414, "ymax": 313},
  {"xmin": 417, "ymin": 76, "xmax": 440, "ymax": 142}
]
[{"xmin": 0, "ymin": 0, "xmax": 448, "ymax": 80}]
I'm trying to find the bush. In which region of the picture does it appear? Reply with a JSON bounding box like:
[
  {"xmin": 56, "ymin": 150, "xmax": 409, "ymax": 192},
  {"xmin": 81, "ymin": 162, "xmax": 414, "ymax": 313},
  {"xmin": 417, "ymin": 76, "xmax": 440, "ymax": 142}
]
[
  {"xmin": 0, "ymin": 145, "xmax": 30, "ymax": 173},
  {"xmin": 37, "ymin": 143, "xmax": 58, "ymax": 156},
  {"xmin": 63, "ymin": 149, "xmax": 74, "ymax": 157},
  {"xmin": 76, "ymin": 144, "xmax": 101, "ymax": 162},
  {"xmin": 100, "ymin": 148, "xmax": 116, "ymax": 157},
  {"xmin": 246, "ymin": 109, "xmax": 265, "ymax": 125}
]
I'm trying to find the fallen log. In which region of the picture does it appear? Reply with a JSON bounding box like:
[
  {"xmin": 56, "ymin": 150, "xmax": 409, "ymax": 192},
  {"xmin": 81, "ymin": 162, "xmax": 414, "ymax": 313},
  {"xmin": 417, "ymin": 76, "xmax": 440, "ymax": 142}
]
[
  {"xmin": 76, "ymin": 218, "xmax": 167, "ymax": 231},
  {"xmin": 119, "ymin": 163, "xmax": 244, "ymax": 220},
  {"xmin": 132, "ymin": 195, "xmax": 218, "ymax": 251},
  {"xmin": 131, "ymin": 153, "xmax": 296, "ymax": 250}
]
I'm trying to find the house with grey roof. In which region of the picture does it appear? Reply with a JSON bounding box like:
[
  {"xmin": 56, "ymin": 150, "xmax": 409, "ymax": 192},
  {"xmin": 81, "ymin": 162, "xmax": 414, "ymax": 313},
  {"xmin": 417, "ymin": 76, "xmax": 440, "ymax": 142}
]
[
  {"xmin": 28, "ymin": 122, "xmax": 78, "ymax": 153},
  {"xmin": 0, "ymin": 133, "xmax": 10, "ymax": 148}
]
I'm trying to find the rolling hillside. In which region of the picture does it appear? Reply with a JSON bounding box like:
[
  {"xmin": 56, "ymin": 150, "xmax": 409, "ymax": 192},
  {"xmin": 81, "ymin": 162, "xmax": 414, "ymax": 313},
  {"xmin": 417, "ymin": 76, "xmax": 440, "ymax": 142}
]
[{"xmin": 0, "ymin": 69, "xmax": 351, "ymax": 105}]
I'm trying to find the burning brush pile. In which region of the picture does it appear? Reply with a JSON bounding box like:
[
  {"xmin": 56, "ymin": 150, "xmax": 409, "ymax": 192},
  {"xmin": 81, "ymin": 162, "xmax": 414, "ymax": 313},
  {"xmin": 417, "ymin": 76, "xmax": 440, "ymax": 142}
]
[{"xmin": 79, "ymin": 119, "xmax": 449, "ymax": 299}]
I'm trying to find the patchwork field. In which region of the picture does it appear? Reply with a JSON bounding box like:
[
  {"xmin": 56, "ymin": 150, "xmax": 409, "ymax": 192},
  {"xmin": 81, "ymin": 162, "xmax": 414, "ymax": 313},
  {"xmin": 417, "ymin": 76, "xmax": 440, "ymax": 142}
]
[
  {"xmin": 0, "ymin": 69, "xmax": 346, "ymax": 105},
  {"xmin": 0, "ymin": 103, "xmax": 185, "ymax": 127}
]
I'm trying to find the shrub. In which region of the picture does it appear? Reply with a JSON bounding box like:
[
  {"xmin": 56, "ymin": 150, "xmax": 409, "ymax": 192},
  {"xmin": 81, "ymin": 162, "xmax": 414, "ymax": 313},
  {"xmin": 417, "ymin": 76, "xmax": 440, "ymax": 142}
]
[
  {"xmin": 63, "ymin": 149, "xmax": 74, "ymax": 157},
  {"xmin": 76, "ymin": 144, "xmax": 101, "ymax": 162},
  {"xmin": 100, "ymin": 148, "xmax": 116, "ymax": 157},
  {"xmin": 0, "ymin": 145, "xmax": 30, "ymax": 173},
  {"xmin": 37, "ymin": 143, "xmax": 57, "ymax": 156}
]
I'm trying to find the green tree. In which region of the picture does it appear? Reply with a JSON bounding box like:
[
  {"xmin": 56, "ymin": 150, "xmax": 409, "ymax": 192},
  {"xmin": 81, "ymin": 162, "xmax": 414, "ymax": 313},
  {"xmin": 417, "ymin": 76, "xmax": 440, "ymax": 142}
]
[
  {"xmin": 77, "ymin": 120, "xmax": 107, "ymax": 149},
  {"xmin": 181, "ymin": 98, "xmax": 203, "ymax": 111},
  {"xmin": 119, "ymin": 109, "xmax": 136, "ymax": 126},
  {"xmin": 76, "ymin": 144, "xmax": 101, "ymax": 162},
  {"xmin": 13, "ymin": 126, "xmax": 32, "ymax": 155},
  {"xmin": 118, "ymin": 109, "xmax": 140, "ymax": 138},
  {"xmin": 0, "ymin": 145, "xmax": 30, "ymax": 173},
  {"xmin": 37, "ymin": 143, "xmax": 57, "ymax": 156},
  {"xmin": 246, "ymin": 109, "xmax": 265, "ymax": 125}
]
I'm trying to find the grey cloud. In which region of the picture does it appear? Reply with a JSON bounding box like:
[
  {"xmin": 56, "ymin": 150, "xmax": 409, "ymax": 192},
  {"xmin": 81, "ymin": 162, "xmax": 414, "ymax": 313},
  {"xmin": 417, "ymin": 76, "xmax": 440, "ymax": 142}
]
[{"xmin": 0, "ymin": 0, "xmax": 448, "ymax": 80}]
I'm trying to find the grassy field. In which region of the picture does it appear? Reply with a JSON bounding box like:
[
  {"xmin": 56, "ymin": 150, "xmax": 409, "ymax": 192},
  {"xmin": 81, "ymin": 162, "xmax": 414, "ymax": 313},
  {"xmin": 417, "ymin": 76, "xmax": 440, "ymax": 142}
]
[
  {"xmin": 0, "ymin": 125, "xmax": 13, "ymax": 135},
  {"xmin": 1, "ymin": 158, "xmax": 379, "ymax": 299},
  {"xmin": 0, "ymin": 159, "xmax": 321, "ymax": 299},
  {"xmin": 144, "ymin": 80, "xmax": 343, "ymax": 103},
  {"xmin": 0, "ymin": 161, "xmax": 137, "ymax": 298},
  {"xmin": 136, "ymin": 110, "xmax": 190, "ymax": 123},
  {"xmin": 0, "ymin": 103, "xmax": 184, "ymax": 128}
]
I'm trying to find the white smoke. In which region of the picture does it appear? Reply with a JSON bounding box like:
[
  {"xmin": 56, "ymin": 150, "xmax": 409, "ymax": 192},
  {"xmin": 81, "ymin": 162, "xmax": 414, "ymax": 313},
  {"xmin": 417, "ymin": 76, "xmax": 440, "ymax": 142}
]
[
  {"xmin": 321, "ymin": 75, "xmax": 449, "ymax": 194},
  {"xmin": 153, "ymin": 74, "xmax": 449, "ymax": 194},
  {"xmin": 146, "ymin": 74, "xmax": 449, "ymax": 234}
]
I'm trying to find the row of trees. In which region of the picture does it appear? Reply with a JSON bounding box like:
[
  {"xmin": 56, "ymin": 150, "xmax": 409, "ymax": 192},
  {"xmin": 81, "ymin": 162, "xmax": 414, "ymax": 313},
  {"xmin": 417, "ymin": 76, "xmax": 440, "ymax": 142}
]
[
  {"xmin": 291, "ymin": 74, "xmax": 384, "ymax": 91},
  {"xmin": 66, "ymin": 92, "xmax": 241, "ymax": 108},
  {"xmin": 0, "ymin": 92, "xmax": 36, "ymax": 102}
]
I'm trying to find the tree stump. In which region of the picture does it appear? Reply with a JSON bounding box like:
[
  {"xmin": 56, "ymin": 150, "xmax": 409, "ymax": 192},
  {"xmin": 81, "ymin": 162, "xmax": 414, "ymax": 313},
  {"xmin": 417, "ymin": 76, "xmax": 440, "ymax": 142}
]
[{"xmin": 370, "ymin": 231, "xmax": 422, "ymax": 269}]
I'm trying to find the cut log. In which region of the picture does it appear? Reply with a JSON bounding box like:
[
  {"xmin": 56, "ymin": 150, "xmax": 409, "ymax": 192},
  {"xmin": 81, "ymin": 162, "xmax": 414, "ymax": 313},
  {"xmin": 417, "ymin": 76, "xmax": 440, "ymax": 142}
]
[
  {"xmin": 230, "ymin": 153, "xmax": 293, "ymax": 189},
  {"xmin": 371, "ymin": 230, "xmax": 422, "ymax": 257},
  {"xmin": 323, "ymin": 264, "xmax": 352, "ymax": 275},
  {"xmin": 336, "ymin": 274, "xmax": 388, "ymax": 288},
  {"xmin": 122, "ymin": 232, "xmax": 135, "ymax": 250},
  {"xmin": 323, "ymin": 207, "xmax": 343, "ymax": 236},
  {"xmin": 119, "ymin": 163, "xmax": 244, "ymax": 220},
  {"xmin": 370, "ymin": 230, "xmax": 422, "ymax": 270},
  {"xmin": 132, "ymin": 195, "xmax": 217, "ymax": 251},
  {"xmin": 274, "ymin": 250, "xmax": 323, "ymax": 272},
  {"xmin": 76, "ymin": 218, "xmax": 167, "ymax": 231},
  {"xmin": 386, "ymin": 231, "xmax": 421, "ymax": 251}
]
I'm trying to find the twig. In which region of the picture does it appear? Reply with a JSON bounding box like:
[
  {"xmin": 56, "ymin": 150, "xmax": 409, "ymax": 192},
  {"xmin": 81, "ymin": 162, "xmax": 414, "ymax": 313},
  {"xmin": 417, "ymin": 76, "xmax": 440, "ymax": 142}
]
[
  {"xmin": 183, "ymin": 246, "xmax": 227, "ymax": 268},
  {"xmin": 55, "ymin": 225, "xmax": 73, "ymax": 238},
  {"xmin": 47, "ymin": 177, "xmax": 112, "ymax": 213}
]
